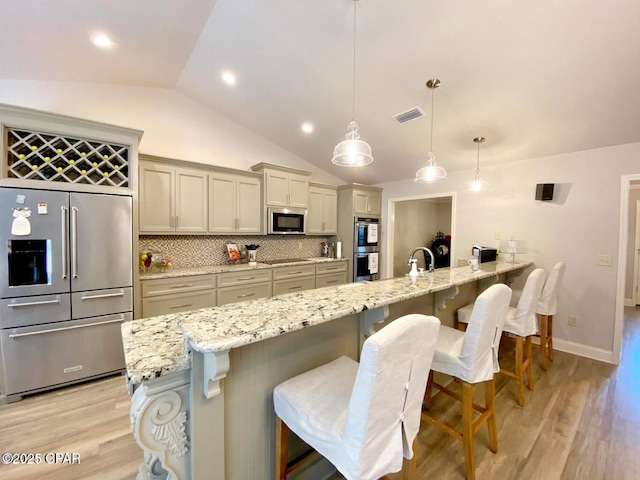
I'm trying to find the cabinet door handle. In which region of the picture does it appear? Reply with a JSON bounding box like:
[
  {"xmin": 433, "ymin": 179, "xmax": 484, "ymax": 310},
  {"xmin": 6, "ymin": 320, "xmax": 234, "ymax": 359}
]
[
  {"xmin": 238, "ymin": 277, "xmax": 255, "ymax": 281},
  {"xmin": 324, "ymin": 267, "xmax": 338, "ymax": 271},
  {"xmin": 81, "ymin": 291, "xmax": 125, "ymax": 300},
  {"xmin": 288, "ymin": 285, "xmax": 302, "ymax": 290},
  {"xmin": 61, "ymin": 206, "xmax": 68, "ymax": 280},
  {"xmin": 175, "ymin": 216, "xmax": 179, "ymax": 228},
  {"xmin": 326, "ymin": 280, "xmax": 338, "ymax": 284},
  {"xmin": 170, "ymin": 304, "xmax": 193, "ymax": 310},
  {"xmin": 288, "ymin": 271, "xmax": 303, "ymax": 275},
  {"xmin": 169, "ymin": 284, "xmax": 194, "ymax": 289},
  {"xmin": 8, "ymin": 316, "xmax": 125, "ymax": 339},
  {"xmin": 238, "ymin": 293, "xmax": 255, "ymax": 298},
  {"xmin": 71, "ymin": 206, "xmax": 79, "ymax": 279},
  {"xmin": 7, "ymin": 299, "xmax": 61, "ymax": 308}
]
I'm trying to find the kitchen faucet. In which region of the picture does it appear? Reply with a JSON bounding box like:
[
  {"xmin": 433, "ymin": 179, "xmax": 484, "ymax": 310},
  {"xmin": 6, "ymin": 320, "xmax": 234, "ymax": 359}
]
[{"xmin": 408, "ymin": 247, "xmax": 435, "ymax": 273}]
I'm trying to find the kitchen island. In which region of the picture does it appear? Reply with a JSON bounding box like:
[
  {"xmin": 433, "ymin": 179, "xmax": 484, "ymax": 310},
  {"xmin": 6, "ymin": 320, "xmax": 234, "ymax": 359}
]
[{"xmin": 123, "ymin": 260, "xmax": 532, "ymax": 480}]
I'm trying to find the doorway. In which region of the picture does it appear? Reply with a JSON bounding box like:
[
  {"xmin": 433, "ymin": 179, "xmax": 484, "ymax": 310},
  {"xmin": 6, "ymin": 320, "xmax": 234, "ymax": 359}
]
[
  {"xmin": 615, "ymin": 175, "xmax": 640, "ymax": 365},
  {"xmin": 387, "ymin": 193, "xmax": 455, "ymax": 279}
]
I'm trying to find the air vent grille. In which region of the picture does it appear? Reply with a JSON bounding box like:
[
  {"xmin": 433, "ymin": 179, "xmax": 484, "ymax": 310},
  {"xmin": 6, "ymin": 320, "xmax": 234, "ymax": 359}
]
[{"xmin": 392, "ymin": 107, "xmax": 425, "ymax": 125}]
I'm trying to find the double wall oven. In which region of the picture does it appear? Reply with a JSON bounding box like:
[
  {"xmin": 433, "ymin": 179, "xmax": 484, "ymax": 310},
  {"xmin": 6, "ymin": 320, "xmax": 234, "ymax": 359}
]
[
  {"xmin": 353, "ymin": 217, "xmax": 380, "ymax": 282},
  {"xmin": 0, "ymin": 187, "xmax": 132, "ymax": 399}
]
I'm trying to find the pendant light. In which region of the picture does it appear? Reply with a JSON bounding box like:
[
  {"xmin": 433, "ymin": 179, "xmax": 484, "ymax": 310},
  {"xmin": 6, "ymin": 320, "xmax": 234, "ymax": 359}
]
[
  {"xmin": 415, "ymin": 78, "xmax": 447, "ymax": 182},
  {"xmin": 464, "ymin": 137, "xmax": 491, "ymax": 192},
  {"xmin": 332, "ymin": 0, "xmax": 373, "ymax": 167}
]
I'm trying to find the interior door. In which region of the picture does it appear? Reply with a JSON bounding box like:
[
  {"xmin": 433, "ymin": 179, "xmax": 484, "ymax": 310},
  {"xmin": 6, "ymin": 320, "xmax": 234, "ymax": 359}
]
[{"xmin": 69, "ymin": 193, "xmax": 132, "ymax": 293}]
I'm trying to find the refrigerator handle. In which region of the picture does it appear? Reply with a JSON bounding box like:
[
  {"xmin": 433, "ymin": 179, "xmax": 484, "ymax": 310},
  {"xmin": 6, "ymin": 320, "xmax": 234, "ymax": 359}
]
[
  {"xmin": 71, "ymin": 206, "xmax": 79, "ymax": 279},
  {"xmin": 61, "ymin": 206, "xmax": 68, "ymax": 280}
]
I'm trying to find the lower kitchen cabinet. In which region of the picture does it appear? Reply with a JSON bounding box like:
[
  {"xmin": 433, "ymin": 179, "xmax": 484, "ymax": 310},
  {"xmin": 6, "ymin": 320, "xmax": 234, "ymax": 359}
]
[
  {"xmin": 273, "ymin": 276, "xmax": 316, "ymax": 296},
  {"xmin": 142, "ymin": 290, "xmax": 217, "ymax": 317},
  {"xmin": 316, "ymin": 272, "xmax": 348, "ymax": 288},
  {"xmin": 218, "ymin": 283, "xmax": 272, "ymax": 306},
  {"xmin": 138, "ymin": 261, "xmax": 349, "ymax": 316},
  {"xmin": 315, "ymin": 261, "xmax": 348, "ymax": 288},
  {"xmin": 217, "ymin": 269, "xmax": 273, "ymax": 306},
  {"xmin": 140, "ymin": 274, "xmax": 217, "ymax": 317}
]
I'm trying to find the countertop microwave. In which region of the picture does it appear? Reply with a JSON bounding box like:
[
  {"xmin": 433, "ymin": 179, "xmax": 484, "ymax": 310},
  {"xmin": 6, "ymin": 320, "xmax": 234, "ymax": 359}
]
[{"xmin": 268, "ymin": 207, "xmax": 307, "ymax": 234}]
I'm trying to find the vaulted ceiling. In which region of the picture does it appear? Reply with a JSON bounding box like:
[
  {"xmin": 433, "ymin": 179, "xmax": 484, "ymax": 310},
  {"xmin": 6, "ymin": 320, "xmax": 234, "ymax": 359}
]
[{"xmin": 2, "ymin": 0, "xmax": 639, "ymax": 184}]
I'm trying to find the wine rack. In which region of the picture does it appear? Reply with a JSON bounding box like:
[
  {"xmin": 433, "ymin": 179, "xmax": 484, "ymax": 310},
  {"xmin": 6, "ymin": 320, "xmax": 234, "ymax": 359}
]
[{"xmin": 6, "ymin": 128, "xmax": 130, "ymax": 187}]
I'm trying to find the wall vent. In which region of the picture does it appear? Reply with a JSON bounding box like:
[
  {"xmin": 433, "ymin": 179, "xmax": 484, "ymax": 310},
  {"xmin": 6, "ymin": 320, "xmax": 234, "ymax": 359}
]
[{"xmin": 392, "ymin": 107, "xmax": 425, "ymax": 125}]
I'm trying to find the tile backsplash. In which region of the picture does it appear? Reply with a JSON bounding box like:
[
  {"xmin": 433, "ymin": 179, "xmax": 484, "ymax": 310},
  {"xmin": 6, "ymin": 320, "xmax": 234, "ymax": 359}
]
[{"xmin": 139, "ymin": 235, "xmax": 331, "ymax": 268}]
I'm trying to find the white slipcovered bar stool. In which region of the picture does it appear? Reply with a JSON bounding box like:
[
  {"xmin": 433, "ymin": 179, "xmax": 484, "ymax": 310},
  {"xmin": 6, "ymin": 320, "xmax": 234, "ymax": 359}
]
[
  {"xmin": 422, "ymin": 284, "xmax": 512, "ymax": 480},
  {"xmin": 273, "ymin": 314, "xmax": 440, "ymax": 480},
  {"xmin": 535, "ymin": 262, "xmax": 566, "ymax": 370},
  {"xmin": 458, "ymin": 268, "xmax": 546, "ymax": 406}
]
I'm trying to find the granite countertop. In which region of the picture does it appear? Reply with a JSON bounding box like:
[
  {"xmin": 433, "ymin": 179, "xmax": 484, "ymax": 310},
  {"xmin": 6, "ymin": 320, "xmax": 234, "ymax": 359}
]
[
  {"xmin": 139, "ymin": 257, "xmax": 348, "ymax": 280},
  {"xmin": 122, "ymin": 260, "xmax": 532, "ymax": 386}
]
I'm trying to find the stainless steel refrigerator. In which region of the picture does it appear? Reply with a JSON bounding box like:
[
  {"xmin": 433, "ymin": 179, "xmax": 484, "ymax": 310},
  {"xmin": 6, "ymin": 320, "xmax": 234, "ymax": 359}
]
[{"xmin": 0, "ymin": 187, "xmax": 132, "ymax": 399}]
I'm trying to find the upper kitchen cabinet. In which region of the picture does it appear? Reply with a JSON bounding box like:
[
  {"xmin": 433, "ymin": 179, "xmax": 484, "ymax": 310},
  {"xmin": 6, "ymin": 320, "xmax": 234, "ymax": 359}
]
[
  {"xmin": 209, "ymin": 169, "xmax": 262, "ymax": 234},
  {"xmin": 251, "ymin": 163, "xmax": 310, "ymax": 208},
  {"xmin": 139, "ymin": 155, "xmax": 208, "ymax": 234},
  {"xmin": 352, "ymin": 186, "xmax": 382, "ymax": 216},
  {"xmin": 307, "ymin": 182, "xmax": 338, "ymax": 235}
]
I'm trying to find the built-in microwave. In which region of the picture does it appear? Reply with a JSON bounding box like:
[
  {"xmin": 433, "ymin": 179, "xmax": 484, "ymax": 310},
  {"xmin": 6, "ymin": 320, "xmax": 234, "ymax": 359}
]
[{"xmin": 268, "ymin": 207, "xmax": 307, "ymax": 234}]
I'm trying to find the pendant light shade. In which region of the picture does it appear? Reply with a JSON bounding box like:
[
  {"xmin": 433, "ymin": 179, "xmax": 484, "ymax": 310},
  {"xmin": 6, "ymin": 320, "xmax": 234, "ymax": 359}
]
[
  {"xmin": 415, "ymin": 78, "xmax": 447, "ymax": 183},
  {"xmin": 332, "ymin": 120, "xmax": 373, "ymax": 167},
  {"xmin": 464, "ymin": 137, "xmax": 491, "ymax": 192},
  {"xmin": 332, "ymin": 0, "xmax": 373, "ymax": 167}
]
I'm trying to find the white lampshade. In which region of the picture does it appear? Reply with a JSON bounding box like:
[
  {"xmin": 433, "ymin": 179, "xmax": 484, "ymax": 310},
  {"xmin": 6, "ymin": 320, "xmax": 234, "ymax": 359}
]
[
  {"xmin": 415, "ymin": 151, "xmax": 447, "ymax": 182},
  {"xmin": 464, "ymin": 176, "xmax": 491, "ymax": 192},
  {"xmin": 464, "ymin": 137, "xmax": 491, "ymax": 192},
  {"xmin": 332, "ymin": 121, "xmax": 373, "ymax": 167}
]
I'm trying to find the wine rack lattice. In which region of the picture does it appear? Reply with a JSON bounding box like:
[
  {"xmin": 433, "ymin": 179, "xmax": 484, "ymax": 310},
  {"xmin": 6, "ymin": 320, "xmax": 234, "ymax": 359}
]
[{"xmin": 6, "ymin": 128, "xmax": 129, "ymax": 187}]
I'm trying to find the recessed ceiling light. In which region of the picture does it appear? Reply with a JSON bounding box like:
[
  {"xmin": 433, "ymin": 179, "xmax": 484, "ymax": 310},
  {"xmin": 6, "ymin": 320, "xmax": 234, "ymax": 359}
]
[
  {"xmin": 301, "ymin": 123, "xmax": 314, "ymax": 134},
  {"xmin": 221, "ymin": 71, "xmax": 237, "ymax": 85},
  {"xmin": 92, "ymin": 34, "xmax": 114, "ymax": 48}
]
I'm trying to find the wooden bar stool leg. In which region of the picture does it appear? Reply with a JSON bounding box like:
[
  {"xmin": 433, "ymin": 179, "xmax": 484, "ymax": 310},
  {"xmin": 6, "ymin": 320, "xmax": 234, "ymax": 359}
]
[
  {"xmin": 515, "ymin": 336, "xmax": 525, "ymax": 407},
  {"xmin": 275, "ymin": 417, "xmax": 289, "ymax": 480},
  {"xmin": 540, "ymin": 314, "xmax": 550, "ymax": 371},
  {"xmin": 462, "ymin": 382, "xmax": 476, "ymax": 480},
  {"xmin": 547, "ymin": 315, "xmax": 554, "ymax": 361},
  {"xmin": 485, "ymin": 378, "xmax": 498, "ymax": 454},
  {"xmin": 525, "ymin": 335, "xmax": 535, "ymax": 391},
  {"xmin": 402, "ymin": 438, "xmax": 417, "ymax": 480},
  {"xmin": 423, "ymin": 370, "xmax": 434, "ymax": 410}
]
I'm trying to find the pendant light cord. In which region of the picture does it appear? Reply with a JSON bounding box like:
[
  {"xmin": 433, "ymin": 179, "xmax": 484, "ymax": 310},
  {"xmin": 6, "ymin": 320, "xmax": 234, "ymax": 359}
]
[
  {"xmin": 352, "ymin": 0, "xmax": 357, "ymax": 121},
  {"xmin": 476, "ymin": 141, "xmax": 480, "ymax": 172},
  {"xmin": 429, "ymin": 85, "xmax": 434, "ymax": 152}
]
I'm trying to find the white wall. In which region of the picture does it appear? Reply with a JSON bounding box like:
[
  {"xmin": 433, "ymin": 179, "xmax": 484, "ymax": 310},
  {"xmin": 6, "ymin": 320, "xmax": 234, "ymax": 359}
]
[
  {"xmin": 378, "ymin": 142, "xmax": 640, "ymax": 356},
  {"xmin": 0, "ymin": 80, "xmax": 343, "ymax": 185}
]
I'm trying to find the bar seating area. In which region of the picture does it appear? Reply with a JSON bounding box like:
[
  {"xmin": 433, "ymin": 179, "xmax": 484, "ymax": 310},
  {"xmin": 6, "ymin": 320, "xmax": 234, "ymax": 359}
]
[{"xmin": 273, "ymin": 263, "xmax": 566, "ymax": 479}]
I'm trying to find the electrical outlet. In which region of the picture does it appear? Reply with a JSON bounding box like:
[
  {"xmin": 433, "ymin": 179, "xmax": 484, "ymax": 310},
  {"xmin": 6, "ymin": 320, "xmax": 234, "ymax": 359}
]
[
  {"xmin": 596, "ymin": 254, "xmax": 612, "ymax": 266},
  {"xmin": 298, "ymin": 242, "xmax": 302, "ymax": 250},
  {"xmin": 494, "ymin": 231, "xmax": 501, "ymax": 240},
  {"xmin": 568, "ymin": 315, "xmax": 577, "ymax": 326}
]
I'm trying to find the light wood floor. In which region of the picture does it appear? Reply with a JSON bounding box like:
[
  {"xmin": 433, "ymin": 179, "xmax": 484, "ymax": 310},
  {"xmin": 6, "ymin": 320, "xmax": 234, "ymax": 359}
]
[{"xmin": 1, "ymin": 309, "xmax": 639, "ymax": 480}]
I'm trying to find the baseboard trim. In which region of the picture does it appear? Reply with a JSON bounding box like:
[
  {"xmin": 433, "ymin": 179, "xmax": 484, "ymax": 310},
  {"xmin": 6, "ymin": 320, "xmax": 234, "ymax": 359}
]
[
  {"xmin": 625, "ymin": 298, "xmax": 636, "ymax": 307},
  {"xmin": 553, "ymin": 338, "xmax": 614, "ymax": 364}
]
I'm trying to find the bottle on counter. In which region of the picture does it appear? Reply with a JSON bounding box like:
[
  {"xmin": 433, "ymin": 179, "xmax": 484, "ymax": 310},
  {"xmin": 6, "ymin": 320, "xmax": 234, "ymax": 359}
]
[
  {"xmin": 336, "ymin": 238, "xmax": 342, "ymax": 259},
  {"xmin": 409, "ymin": 259, "xmax": 419, "ymax": 283}
]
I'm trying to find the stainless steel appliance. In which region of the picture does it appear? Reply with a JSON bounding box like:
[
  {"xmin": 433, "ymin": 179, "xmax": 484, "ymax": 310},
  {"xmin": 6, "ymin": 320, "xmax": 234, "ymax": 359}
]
[
  {"xmin": 353, "ymin": 217, "xmax": 380, "ymax": 282},
  {"xmin": 0, "ymin": 187, "xmax": 132, "ymax": 399},
  {"xmin": 268, "ymin": 207, "xmax": 307, "ymax": 234},
  {"xmin": 472, "ymin": 245, "xmax": 498, "ymax": 263}
]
